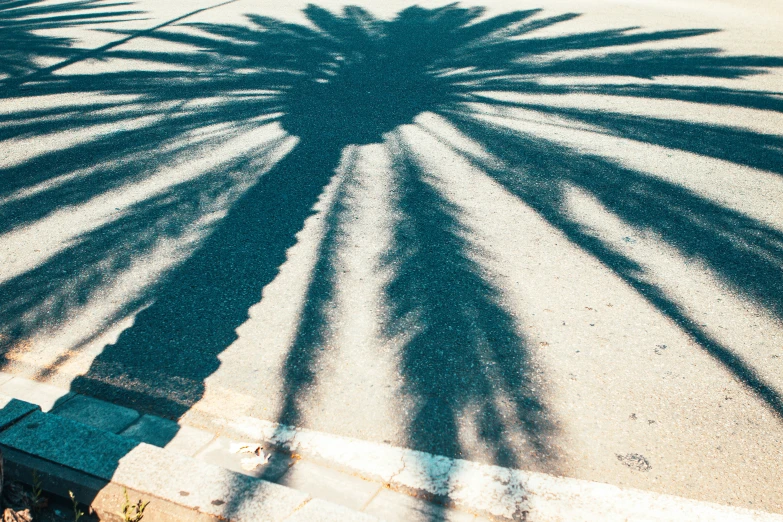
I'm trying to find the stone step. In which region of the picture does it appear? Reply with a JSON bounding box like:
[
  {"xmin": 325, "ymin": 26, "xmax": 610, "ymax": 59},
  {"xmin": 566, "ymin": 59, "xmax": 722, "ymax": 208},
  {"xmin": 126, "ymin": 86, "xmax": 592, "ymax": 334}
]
[
  {"xmin": 0, "ymin": 374, "xmax": 489, "ymax": 521},
  {"xmin": 0, "ymin": 393, "xmax": 379, "ymax": 522}
]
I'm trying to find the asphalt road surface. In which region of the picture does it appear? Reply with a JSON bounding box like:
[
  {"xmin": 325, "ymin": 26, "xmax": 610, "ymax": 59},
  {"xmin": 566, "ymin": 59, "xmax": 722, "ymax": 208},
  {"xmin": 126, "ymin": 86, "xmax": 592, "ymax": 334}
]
[{"xmin": 1, "ymin": 0, "xmax": 782, "ymax": 513}]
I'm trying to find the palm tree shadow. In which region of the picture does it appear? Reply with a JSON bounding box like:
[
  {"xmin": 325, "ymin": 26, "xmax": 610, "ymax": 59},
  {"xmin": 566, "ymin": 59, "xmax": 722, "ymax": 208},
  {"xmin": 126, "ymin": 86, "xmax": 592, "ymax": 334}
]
[{"xmin": 2, "ymin": 3, "xmax": 783, "ymax": 517}]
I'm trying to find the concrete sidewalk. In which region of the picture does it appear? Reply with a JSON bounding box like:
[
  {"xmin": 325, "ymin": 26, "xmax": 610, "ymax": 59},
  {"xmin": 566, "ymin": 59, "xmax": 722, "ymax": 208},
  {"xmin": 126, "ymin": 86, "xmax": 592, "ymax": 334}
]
[{"xmin": 1, "ymin": 0, "xmax": 782, "ymax": 517}]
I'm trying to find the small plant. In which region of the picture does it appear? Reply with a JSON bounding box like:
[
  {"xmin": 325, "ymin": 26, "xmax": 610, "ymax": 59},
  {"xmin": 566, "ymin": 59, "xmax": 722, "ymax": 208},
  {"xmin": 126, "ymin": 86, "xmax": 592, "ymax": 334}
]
[
  {"xmin": 69, "ymin": 490, "xmax": 84, "ymax": 522},
  {"xmin": 30, "ymin": 470, "xmax": 47, "ymax": 511},
  {"xmin": 121, "ymin": 488, "xmax": 149, "ymax": 522}
]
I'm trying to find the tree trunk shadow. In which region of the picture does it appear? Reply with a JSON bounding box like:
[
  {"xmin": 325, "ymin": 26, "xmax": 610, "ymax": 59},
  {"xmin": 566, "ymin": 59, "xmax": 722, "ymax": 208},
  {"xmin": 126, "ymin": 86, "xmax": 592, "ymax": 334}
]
[{"xmin": 69, "ymin": 138, "xmax": 345, "ymax": 419}]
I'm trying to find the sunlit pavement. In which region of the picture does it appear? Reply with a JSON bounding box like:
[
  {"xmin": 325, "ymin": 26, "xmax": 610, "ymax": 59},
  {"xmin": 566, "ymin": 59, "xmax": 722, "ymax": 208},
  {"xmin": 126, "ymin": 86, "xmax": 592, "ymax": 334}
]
[{"xmin": 1, "ymin": 0, "xmax": 782, "ymax": 515}]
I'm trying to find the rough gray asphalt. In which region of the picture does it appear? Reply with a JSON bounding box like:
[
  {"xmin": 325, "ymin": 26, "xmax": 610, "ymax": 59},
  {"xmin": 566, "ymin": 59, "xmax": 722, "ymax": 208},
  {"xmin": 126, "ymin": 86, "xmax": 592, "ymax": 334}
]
[{"xmin": 1, "ymin": 0, "xmax": 782, "ymax": 513}]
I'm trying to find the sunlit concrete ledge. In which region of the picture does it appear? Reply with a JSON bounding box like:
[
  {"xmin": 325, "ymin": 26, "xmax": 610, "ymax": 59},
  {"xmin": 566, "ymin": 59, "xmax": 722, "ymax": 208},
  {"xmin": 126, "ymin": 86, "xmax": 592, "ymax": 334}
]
[
  {"xmin": 1, "ymin": 376, "xmax": 782, "ymax": 521},
  {"xmin": 212, "ymin": 414, "xmax": 783, "ymax": 522}
]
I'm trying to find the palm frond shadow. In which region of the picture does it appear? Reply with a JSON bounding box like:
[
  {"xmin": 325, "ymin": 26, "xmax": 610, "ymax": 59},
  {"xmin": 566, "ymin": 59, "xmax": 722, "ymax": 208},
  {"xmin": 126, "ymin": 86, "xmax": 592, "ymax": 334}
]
[
  {"xmin": 0, "ymin": 0, "xmax": 140, "ymax": 78},
  {"xmin": 386, "ymin": 134, "xmax": 553, "ymax": 466},
  {"xmin": 476, "ymin": 99, "xmax": 783, "ymax": 176},
  {"xmin": 1, "ymin": 4, "xmax": 783, "ymax": 515},
  {"xmin": 442, "ymin": 111, "xmax": 783, "ymax": 416}
]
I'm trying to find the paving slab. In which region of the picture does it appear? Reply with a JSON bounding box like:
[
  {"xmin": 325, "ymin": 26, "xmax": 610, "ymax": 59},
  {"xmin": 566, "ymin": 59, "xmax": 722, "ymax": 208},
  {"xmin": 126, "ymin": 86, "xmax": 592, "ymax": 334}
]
[
  {"xmin": 111, "ymin": 443, "xmax": 311, "ymax": 522},
  {"xmin": 364, "ymin": 489, "xmax": 483, "ymax": 522},
  {"xmin": 278, "ymin": 459, "xmax": 382, "ymax": 512},
  {"xmin": 52, "ymin": 393, "xmax": 139, "ymax": 433},
  {"xmin": 285, "ymin": 499, "xmax": 381, "ymax": 522},
  {"xmin": 4, "ymin": 385, "xmax": 783, "ymax": 521},
  {"xmin": 0, "ymin": 409, "xmax": 137, "ymax": 478},
  {"xmin": 0, "ymin": 393, "xmax": 39, "ymax": 430},
  {"xmin": 121, "ymin": 413, "xmax": 215, "ymax": 456}
]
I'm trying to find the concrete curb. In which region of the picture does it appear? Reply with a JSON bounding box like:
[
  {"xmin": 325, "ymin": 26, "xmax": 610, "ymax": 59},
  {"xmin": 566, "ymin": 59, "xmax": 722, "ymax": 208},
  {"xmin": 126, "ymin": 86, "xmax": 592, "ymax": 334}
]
[
  {"xmin": 0, "ymin": 394, "xmax": 379, "ymax": 522},
  {"xmin": 217, "ymin": 415, "xmax": 783, "ymax": 522},
  {"xmin": 2, "ymin": 376, "xmax": 783, "ymax": 521}
]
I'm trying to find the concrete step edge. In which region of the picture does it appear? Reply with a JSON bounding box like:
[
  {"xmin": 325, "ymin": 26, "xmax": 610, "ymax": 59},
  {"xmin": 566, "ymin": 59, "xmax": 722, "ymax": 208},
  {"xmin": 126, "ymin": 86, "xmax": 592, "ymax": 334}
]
[
  {"xmin": 0, "ymin": 393, "xmax": 379, "ymax": 522},
  {"xmin": 207, "ymin": 412, "xmax": 783, "ymax": 522}
]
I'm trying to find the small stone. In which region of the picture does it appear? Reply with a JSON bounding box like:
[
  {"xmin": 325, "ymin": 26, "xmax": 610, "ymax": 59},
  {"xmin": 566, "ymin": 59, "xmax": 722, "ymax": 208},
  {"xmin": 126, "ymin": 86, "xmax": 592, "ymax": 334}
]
[{"xmin": 616, "ymin": 453, "xmax": 651, "ymax": 472}]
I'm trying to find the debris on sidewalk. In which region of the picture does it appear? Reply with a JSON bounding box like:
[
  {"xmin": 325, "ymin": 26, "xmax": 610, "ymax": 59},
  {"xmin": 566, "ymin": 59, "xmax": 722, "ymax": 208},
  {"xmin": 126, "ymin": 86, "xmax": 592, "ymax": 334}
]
[{"xmin": 230, "ymin": 442, "xmax": 270, "ymax": 471}]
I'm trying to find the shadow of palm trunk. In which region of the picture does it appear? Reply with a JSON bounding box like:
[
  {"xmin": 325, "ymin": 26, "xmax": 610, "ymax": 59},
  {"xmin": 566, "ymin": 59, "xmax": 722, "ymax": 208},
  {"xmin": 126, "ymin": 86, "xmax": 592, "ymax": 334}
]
[{"xmin": 69, "ymin": 138, "xmax": 345, "ymax": 419}]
